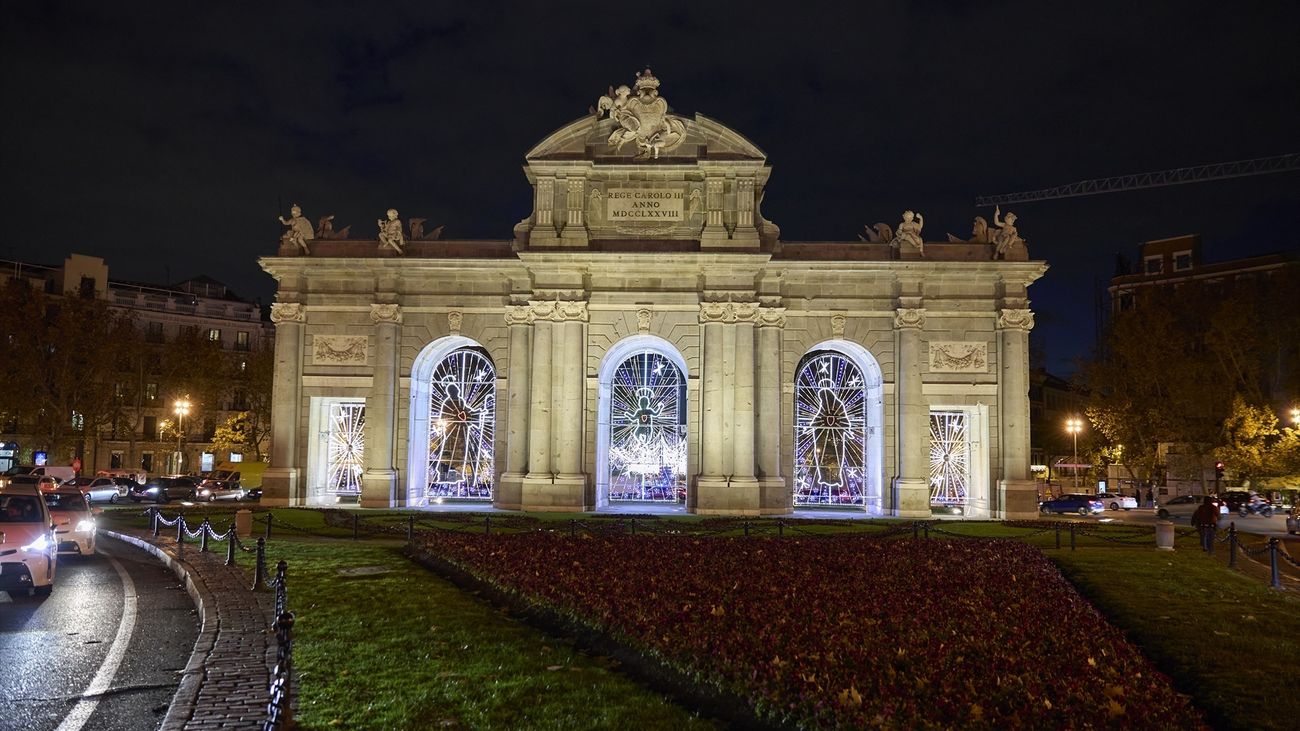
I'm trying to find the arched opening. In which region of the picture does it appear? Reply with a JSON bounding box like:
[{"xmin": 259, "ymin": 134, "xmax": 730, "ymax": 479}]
[
  {"xmin": 596, "ymin": 335, "xmax": 688, "ymax": 509},
  {"xmin": 792, "ymin": 340, "xmax": 884, "ymax": 513},
  {"xmin": 407, "ymin": 336, "xmax": 496, "ymax": 506}
]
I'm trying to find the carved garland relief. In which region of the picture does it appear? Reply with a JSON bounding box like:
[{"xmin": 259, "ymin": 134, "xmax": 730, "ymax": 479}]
[
  {"xmin": 928, "ymin": 341, "xmax": 988, "ymax": 373},
  {"xmin": 501, "ymin": 300, "xmax": 590, "ymax": 324},
  {"xmin": 312, "ymin": 335, "xmax": 369, "ymax": 365},
  {"xmin": 698, "ymin": 302, "xmax": 761, "ymax": 324}
]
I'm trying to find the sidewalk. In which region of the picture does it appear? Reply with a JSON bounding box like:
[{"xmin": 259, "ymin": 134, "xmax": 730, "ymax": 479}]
[{"xmin": 105, "ymin": 527, "xmax": 276, "ymax": 731}]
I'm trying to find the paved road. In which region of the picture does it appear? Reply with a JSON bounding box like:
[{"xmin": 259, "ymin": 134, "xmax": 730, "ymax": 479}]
[
  {"xmin": 1072, "ymin": 507, "xmax": 1297, "ymax": 538},
  {"xmin": 0, "ymin": 536, "xmax": 198, "ymax": 731}
]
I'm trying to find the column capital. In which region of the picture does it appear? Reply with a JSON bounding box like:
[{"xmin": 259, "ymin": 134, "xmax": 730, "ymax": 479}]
[
  {"xmin": 370, "ymin": 303, "xmax": 403, "ymax": 325},
  {"xmin": 699, "ymin": 301, "xmax": 762, "ymax": 324},
  {"xmin": 997, "ymin": 308, "xmax": 1035, "ymax": 331},
  {"xmin": 269, "ymin": 302, "xmax": 305, "ymax": 324},
  {"xmin": 504, "ymin": 304, "xmax": 533, "ymax": 326},
  {"xmin": 757, "ymin": 306, "xmax": 786, "ymax": 328},
  {"xmin": 528, "ymin": 299, "xmax": 587, "ymax": 322},
  {"xmin": 894, "ymin": 307, "xmax": 927, "ymax": 330}
]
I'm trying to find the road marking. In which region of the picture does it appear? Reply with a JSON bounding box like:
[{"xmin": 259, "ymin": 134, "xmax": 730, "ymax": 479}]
[{"xmin": 56, "ymin": 550, "xmax": 138, "ymax": 731}]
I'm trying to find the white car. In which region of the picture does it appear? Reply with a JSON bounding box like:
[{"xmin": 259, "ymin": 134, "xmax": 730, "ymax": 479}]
[
  {"xmin": 45, "ymin": 489, "xmax": 97, "ymax": 555},
  {"xmin": 65, "ymin": 476, "xmax": 125, "ymax": 504},
  {"xmin": 1098, "ymin": 494, "xmax": 1138, "ymax": 511},
  {"xmin": 1156, "ymin": 494, "xmax": 1229, "ymax": 520},
  {"xmin": 0, "ymin": 485, "xmax": 58, "ymax": 595}
]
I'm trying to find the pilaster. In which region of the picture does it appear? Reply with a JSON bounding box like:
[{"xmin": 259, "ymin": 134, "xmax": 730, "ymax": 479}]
[
  {"xmin": 756, "ymin": 307, "xmax": 787, "ymax": 512},
  {"xmin": 498, "ymin": 305, "xmax": 532, "ymax": 510},
  {"xmin": 263, "ymin": 302, "xmax": 304, "ymax": 506},
  {"xmin": 892, "ymin": 306, "xmax": 930, "ymax": 517},
  {"xmin": 997, "ymin": 307, "xmax": 1037, "ymax": 519},
  {"xmin": 361, "ymin": 303, "xmax": 401, "ymax": 508}
]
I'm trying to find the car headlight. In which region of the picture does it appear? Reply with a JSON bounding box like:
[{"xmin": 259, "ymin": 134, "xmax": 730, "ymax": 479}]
[
  {"xmin": 76, "ymin": 519, "xmax": 95, "ymax": 532},
  {"xmin": 22, "ymin": 533, "xmax": 52, "ymax": 552},
  {"xmin": 199, "ymin": 489, "xmax": 211, "ymax": 496}
]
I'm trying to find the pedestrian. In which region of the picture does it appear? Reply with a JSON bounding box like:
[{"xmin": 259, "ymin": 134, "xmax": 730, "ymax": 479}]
[
  {"xmin": 1191, "ymin": 496, "xmax": 1219, "ymax": 551},
  {"xmin": 1145, "ymin": 487, "xmax": 1154, "ymax": 509}
]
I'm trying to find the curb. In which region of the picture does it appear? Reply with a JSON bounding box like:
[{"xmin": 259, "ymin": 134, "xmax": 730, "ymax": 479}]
[{"xmin": 103, "ymin": 530, "xmax": 217, "ymax": 731}]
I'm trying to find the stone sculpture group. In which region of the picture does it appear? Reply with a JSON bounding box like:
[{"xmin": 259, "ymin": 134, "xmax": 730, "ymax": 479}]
[
  {"xmin": 861, "ymin": 207, "xmax": 1029, "ymax": 259},
  {"xmin": 277, "ymin": 205, "xmax": 445, "ymax": 256}
]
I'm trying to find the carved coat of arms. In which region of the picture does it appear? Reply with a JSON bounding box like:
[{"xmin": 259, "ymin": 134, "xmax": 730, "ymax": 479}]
[{"xmin": 594, "ymin": 68, "xmax": 687, "ymax": 158}]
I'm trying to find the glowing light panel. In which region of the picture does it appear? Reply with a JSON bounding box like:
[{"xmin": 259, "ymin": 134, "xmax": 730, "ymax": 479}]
[
  {"xmin": 326, "ymin": 402, "xmax": 365, "ymax": 494},
  {"xmin": 929, "ymin": 410, "xmax": 970, "ymax": 506},
  {"xmin": 794, "ymin": 351, "xmax": 867, "ymax": 506},
  {"xmin": 423, "ymin": 348, "xmax": 495, "ymax": 503},
  {"xmin": 608, "ymin": 352, "xmax": 686, "ymax": 502}
]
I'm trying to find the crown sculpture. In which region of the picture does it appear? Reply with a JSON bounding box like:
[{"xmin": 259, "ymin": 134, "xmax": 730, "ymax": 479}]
[{"xmin": 593, "ymin": 68, "xmax": 688, "ymax": 158}]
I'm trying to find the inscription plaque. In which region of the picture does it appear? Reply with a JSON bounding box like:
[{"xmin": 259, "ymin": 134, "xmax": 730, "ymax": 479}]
[{"xmin": 605, "ymin": 186, "xmax": 684, "ymax": 221}]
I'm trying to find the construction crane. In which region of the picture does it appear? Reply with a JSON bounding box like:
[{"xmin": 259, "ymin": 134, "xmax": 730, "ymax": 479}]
[{"xmin": 975, "ymin": 153, "xmax": 1300, "ymax": 207}]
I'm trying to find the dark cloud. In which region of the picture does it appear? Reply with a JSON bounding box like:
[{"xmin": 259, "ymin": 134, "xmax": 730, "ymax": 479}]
[{"xmin": 2, "ymin": 1, "xmax": 1297, "ymax": 372}]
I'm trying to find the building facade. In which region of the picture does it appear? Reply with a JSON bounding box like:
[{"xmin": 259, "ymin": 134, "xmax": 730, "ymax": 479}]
[
  {"xmin": 259, "ymin": 74, "xmax": 1047, "ymax": 518},
  {"xmin": 0, "ymin": 254, "xmax": 273, "ymax": 475}
]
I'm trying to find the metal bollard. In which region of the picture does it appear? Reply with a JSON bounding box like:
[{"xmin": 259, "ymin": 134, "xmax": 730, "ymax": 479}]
[
  {"xmin": 352, "ymin": 513, "xmax": 359, "ymax": 541},
  {"xmin": 484, "ymin": 515, "xmax": 491, "ymax": 535},
  {"xmin": 407, "ymin": 515, "xmax": 415, "ymax": 544},
  {"xmin": 923, "ymin": 523, "xmax": 930, "ymax": 540},
  {"xmin": 200, "ymin": 518, "xmax": 210, "ymax": 553},
  {"xmin": 1069, "ymin": 522, "xmax": 1076, "ymax": 551},
  {"xmin": 1228, "ymin": 523, "xmax": 1238, "ymax": 568},
  {"xmin": 176, "ymin": 517, "xmax": 185, "ymax": 552},
  {"xmin": 912, "ymin": 522, "xmax": 919, "ymax": 539},
  {"xmin": 630, "ymin": 518, "xmax": 636, "ymax": 536},
  {"xmin": 151, "ymin": 507, "xmax": 160, "ymax": 538},
  {"xmin": 1055, "ymin": 523, "xmax": 1061, "ymax": 550},
  {"xmin": 778, "ymin": 519, "xmax": 784, "ymax": 538},
  {"xmin": 1269, "ymin": 538, "xmax": 1282, "ymax": 589},
  {"xmin": 265, "ymin": 511, "xmax": 273, "ymax": 541},
  {"xmin": 569, "ymin": 519, "xmax": 576, "ymax": 537},
  {"xmin": 225, "ymin": 525, "xmax": 237, "ymax": 566},
  {"xmin": 744, "ymin": 521, "xmax": 750, "ymax": 537},
  {"xmin": 253, "ymin": 536, "xmax": 267, "ymax": 591}
]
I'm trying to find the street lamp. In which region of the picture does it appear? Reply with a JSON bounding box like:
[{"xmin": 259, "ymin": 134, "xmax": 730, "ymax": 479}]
[
  {"xmin": 1291, "ymin": 406, "xmax": 1299, "ymax": 425},
  {"xmin": 1065, "ymin": 417, "xmax": 1084, "ymax": 489},
  {"xmin": 174, "ymin": 396, "xmax": 191, "ymax": 474}
]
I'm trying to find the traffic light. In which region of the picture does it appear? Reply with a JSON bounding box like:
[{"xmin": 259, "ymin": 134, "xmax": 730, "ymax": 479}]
[{"xmin": 1214, "ymin": 461, "xmax": 1225, "ymax": 486}]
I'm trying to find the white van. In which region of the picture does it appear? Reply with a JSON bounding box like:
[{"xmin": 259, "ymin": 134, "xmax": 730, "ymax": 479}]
[{"xmin": 31, "ymin": 466, "xmax": 77, "ymax": 483}]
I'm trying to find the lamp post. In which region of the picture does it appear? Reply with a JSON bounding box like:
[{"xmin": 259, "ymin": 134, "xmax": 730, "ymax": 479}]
[
  {"xmin": 1065, "ymin": 417, "xmax": 1083, "ymax": 489},
  {"xmin": 174, "ymin": 397, "xmax": 191, "ymax": 474}
]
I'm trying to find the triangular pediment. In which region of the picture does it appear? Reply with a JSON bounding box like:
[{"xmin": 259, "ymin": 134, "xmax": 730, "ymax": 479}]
[{"xmin": 526, "ymin": 113, "xmax": 766, "ymax": 163}]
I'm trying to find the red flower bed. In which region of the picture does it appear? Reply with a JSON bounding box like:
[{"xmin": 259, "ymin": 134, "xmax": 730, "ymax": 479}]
[{"xmin": 420, "ymin": 532, "xmax": 1204, "ymax": 729}]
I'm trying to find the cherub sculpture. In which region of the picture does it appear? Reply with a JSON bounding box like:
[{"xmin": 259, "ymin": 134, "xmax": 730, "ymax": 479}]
[
  {"xmin": 278, "ymin": 204, "xmax": 315, "ymax": 254},
  {"xmin": 378, "ymin": 208, "xmax": 405, "ymax": 254},
  {"xmin": 991, "ymin": 206, "xmax": 1025, "ymax": 259},
  {"xmin": 893, "ymin": 210, "xmax": 925, "ymax": 255}
]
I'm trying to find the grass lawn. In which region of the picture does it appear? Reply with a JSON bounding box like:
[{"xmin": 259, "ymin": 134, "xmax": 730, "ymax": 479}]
[{"xmin": 102, "ymin": 508, "xmax": 1299, "ymax": 729}]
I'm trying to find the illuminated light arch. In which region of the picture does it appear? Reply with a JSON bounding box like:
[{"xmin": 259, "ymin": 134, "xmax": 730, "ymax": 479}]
[
  {"xmin": 407, "ymin": 336, "xmax": 496, "ymax": 506},
  {"xmin": 792, "ymin": 340, "xmax": 885, "ymax": 513},
  {"xmin": 595, "ymin": 335, "xmax": 689, "ymax": 508}
]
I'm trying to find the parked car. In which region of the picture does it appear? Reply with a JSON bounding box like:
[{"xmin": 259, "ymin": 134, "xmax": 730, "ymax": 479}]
[
  {"xmin": 63, "ymin": 476, "xmax": 126, "ymax": 504},
  {"xmin": 198, "ymin": 462, "xmax": 268, "ymax": 502},
  {"xmin": 1157, "ymin": 494, "xmax": 1229, "ymax": 520},
  {"xmin": 1040, "ymin": 494, "xmax": 1105, "ymax": 516},
  {"xmin": 1097, "ymin": 494, "xmax": 1138, "ymax": 511},
  {"xmin": 1219, "ymin": 491, "xmax": 1254, "ymax": 513},
  {"xmin": 5, "ymin": 474, "xmax": 62, "ymax": 492},
  {"xmin": 44, "ymin": 489, "xmax": 97, "ymax": 555},
  {"xmin": 196, "ymin": 479, "xmax": 241, "ymax": 502},
  {"xmin": 0, "ymin": 485, "xmax": 57, "ymax": 595},
  {"xmin": 129, "ymin": 476, "xmax": 199, "ymax": 503}
]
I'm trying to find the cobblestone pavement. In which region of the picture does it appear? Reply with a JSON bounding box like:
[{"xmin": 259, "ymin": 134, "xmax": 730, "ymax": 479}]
[{"xmin": 105, "ymin": 528, "xmax": 276, "ymax": 731}]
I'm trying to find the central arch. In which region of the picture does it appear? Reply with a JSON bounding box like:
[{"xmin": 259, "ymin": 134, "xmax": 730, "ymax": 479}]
[
  {"xmin": 595, "ymin": 335, "xmax": 689, "ymax": 509},
  {"xmin": 407, "ymin": 335, "xmax": 497, "ymax": 506}
]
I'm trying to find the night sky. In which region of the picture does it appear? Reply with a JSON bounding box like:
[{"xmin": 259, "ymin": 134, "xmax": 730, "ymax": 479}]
[{"xmin": 3, "ymin": 2, "xmax": 1297, "ymax": 374}]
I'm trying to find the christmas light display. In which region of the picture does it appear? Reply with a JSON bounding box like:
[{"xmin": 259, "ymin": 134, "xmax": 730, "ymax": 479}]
[
  {"xmin": 608, "ymin": 351, "xmax": 686, "ymax": 501},
  {"xmin": 794, "ymin": 351, "xmax": 867, "ymax": 505},
  {"xmin": 929, "ymin": 410, "xmax": 970, "ymax": 507},
  {"xmin": 326, "ymin": 402, "xmax": 365, "ymax": 494},
  {"xmin": 424, "ymin": 347, "xmax": 496, "ymax": 502}
]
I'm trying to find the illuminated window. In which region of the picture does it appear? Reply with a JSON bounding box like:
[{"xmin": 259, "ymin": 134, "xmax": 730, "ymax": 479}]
[
  {"xmin": 326, "ymin": 403, "xmax": 365, "ymax": 494},
  {"xmin": 794, "ymin": 351, "xmax": 868, "ymax": 506},
  {"xmin": 207, "ymin": 328, "xmax": 221, "ymax": 343},
  {"xmin": 424, "ymin": 348, "xmax": 495, "ymax": 502},
  {"xmin": 930, "ymin": 410, "xmax": 971, "ymax": 508},
  {"xmin": 607, "ymin": 351, "xmax": 686, "ymax": 502}
]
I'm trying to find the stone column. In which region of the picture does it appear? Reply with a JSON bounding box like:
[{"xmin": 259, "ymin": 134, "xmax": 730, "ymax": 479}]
[
  {"xmin": 526, "ymin": 318, "xmax": 553, "ymax": 480},
  {"xmin": 497, "ymin": 305, "xmax": 532, "ymax": 510},
  {"xmin": 263, "ymin": 303, "xmax": 304, "ymax": 506},
  {"xmin": 701, "ymin": 176, "xmax": 729, "ymax": 247},
  {"xmin": 523, "ymin": 299, "xmax": 588, "ymax": 511},
  {"xmin": 361, "ymin": 303, "xmax": 401, "ymax": 508},
  {"xmin": 892, "ymin": 307, "xmax": 930, "ymax": 517},
  {"xmin": 555, "ymin": 304, "xmax": 587, "ymax": 485},
  {"xmin": 730, "ymin": 303, "xmax": 760, "ymax": 507},
  {"xmin": 997, "ymin": 308, "xmax": 1037, "ymax": 519},
  {"xmin": 695, "ymin": 302, "xmax": 733, "ymax": 513},
  {"xmin": 756, "ymin": 307, "xmax": 786, "ymax": 513}
]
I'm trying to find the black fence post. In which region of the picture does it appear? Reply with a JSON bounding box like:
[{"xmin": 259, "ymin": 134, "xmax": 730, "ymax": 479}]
[
  {"xmin": 1069, "ymin": 522, "xmax": 1076, "ymax": 551},
  {"xmin": 912, "ymin": 521, "xmax": 919, "ymax": 539},
  {"xmin": 407, "ymin": 515, "xmax": 415, "ymax": 544},
  {"xmin": 923, "ymin": 522, "xmax": 930, "ymax": 540},
  {"xmin": 569, "ymin": 519, "xmax": 576, "ymax": 537},
  {"xmin": 265, "ymin": 511, "xmax": 273, "ymax": 541},
  {"xmin": 150, "ymin": 507, "xmax": 160, "ymax": 538},
  {"xmin": 1054, "ymin": 523, "xmax": 1061, "ymax": 550},
  {"xmin": 484, "ymin": 515, "xmax": 491, "ymax": 535},
  {"xmin": 200, "ymin": 518, "xmax": 210, "ymax": 553},
  {"xmin": 778, "ymin": 519, "xmax": 784, "ymax": 538},
  {"xmin": 744, "ymin": 521, "xmax": 750, "ymax": 537},
  {"xmin": 1228, "ymin": 523, "xmax": 1238, "ymax": 568},
  {"xmin": 352, "ymin": 513, "xmax": 359, "ymax": 541},
  {"xmin": 225, "ymin": 525, "xmax": 237, "ymax": 566},
  {"xmin": 253, "ymin": 536, "xmax": 267, "ymax": 591},
  {"xmin": 630, "ymin": 518, "xmax": 636, "ymax": 536},
  {"xmin": 1269, "ymin": 538, "xmax": 1282, "ymax": 589},
  {"xmin": 176, "ymin": 517, "xmax": 185, "ymax": 553}
]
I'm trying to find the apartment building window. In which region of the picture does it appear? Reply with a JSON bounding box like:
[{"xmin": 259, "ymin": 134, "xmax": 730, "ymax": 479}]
[
  {"xmin": 207, "ymin": 328, "xmax": 222, "ymax": 344},
  {"xmin": 141, "ymin": 452, "xmax": 154, "ymax": 472},
  {"xmin": 1173, "ymin": 250, "xmax": 1192, "ymax": 271},
  {"xmin": 79, "ymin": 276, "xmax": 96, "ymax": 299},
  {"xmin": 235, "ymin": 331, "xmax": 250, "ymax": 351},
  {"xmin": 1144, "ymin": 256, "xmax": 1162, "ymax": 275},
  {"xmin": 145, "ymin": 382, "xmax": 158, "ymax": 401},
  {"xmin": 146, "ymin": 321, "xmax": 164, "ymax": 343},
  {"xmin": 143, "ymin": 415, "xmax": 157, "ymax": 439},
  {"xmin": 110, "ymin": 451, "xmax": 123, "ymax": 469}
]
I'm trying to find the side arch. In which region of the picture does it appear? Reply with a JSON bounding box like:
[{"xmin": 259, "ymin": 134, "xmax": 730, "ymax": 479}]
[
  {"xmin": 595, "ymin": 334, "xmax": 690, "ymax": 508},
  {"xmin": 406, "ymin": 335, "xmax": 496, "ymax": 506},
  {"xmin": 793, "ymin": 339, "xmax": 886, "ymax": 514}
]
